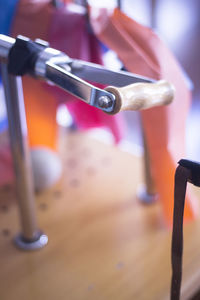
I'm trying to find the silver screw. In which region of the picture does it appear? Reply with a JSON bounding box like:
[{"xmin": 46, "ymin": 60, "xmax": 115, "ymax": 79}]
[{"xmin": 97, "ymin": 96, "xmax": 113, "ymax": 108}]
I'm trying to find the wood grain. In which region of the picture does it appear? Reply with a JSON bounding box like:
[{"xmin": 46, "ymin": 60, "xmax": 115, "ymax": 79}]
[
  {"xmin": 106, "ymin": 80, "xmax": 174, "ymax": 114},
  {"xmin": 0, "ymin": 130, "xmax": 200, "ymax": 300}
]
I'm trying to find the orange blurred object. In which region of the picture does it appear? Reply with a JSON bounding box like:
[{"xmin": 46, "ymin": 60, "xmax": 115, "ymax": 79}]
[
  {"xmin": 11, "ymin": 0, "xmax": 57, "ymax": 150},
  {"xmin": 90, "ymin": 7, "xmax": 198, "ymax": 224},
  {"xmin": 22, "ymin": 76, "xmax": 58, "ymax": 150}
]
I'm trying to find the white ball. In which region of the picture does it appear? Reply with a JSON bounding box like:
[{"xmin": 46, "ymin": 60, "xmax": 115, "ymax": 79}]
[{"xmin": 30, "ymin": 147, "xmax": 62, "ymax": 191}]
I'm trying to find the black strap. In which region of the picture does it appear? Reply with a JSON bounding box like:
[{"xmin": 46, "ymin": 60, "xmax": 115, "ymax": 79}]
[
  {"xmin": 8, "ymin": 36, "xmax": 43, "ymax": 76},
  {"xmin": 171, "ymin": 159, "xmax": 200, "ymax": 300}
]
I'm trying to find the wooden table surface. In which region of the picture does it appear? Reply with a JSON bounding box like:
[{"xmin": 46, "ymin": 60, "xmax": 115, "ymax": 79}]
[{"xmin": 0, "ymin": 130, "xmax": 200, "ymax": 300}]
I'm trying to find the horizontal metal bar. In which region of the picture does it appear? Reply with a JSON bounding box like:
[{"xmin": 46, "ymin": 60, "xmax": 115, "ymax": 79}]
[
  {"xmin": 0, "ymin": 34, "xmax": 15, "ymax": 61},
  {"xmin": 69, "ymin": 60, "xmax": 154, "ymax": 87}
]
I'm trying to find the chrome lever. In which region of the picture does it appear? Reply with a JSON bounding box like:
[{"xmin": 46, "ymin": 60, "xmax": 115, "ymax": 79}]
[{"xmin": 45, "ymin": 61, "xmax": 116, "ymax": 113}]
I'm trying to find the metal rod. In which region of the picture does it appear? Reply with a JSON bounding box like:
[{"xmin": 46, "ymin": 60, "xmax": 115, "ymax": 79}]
[
  {"xmin": 137, "ymin": 120, "xmax": 157, "ymax": 204},
  {"xmin": 51, "ymin": 0, "xmax": 62, "ymax": 8},
  {"xmin": 151, "ymin": 0, "xmax": 157, "ymax": 29},
  {"xmin": 1, "ymin": 63, "xmax": 39, "ymax": 241},
  {"xmin": 117, "ymin": 0, "xmax": 122, "ymax": 10},
  {"xmin": 142, "ymin": 127, "xmax": 156, "ymax": 196}
]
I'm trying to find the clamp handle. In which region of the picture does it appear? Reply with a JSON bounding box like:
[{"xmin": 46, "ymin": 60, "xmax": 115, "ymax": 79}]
[{"xmin": 105, "ymin": 80, "xmax": 175, "ymax": 114}]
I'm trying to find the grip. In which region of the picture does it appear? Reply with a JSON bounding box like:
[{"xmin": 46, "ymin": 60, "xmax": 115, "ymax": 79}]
[{"xmin": 105, "ymin": 80, "xmax": 175, "ymax": 114}]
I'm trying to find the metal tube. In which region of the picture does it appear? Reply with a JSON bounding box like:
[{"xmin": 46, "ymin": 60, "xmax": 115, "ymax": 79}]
[
  {"xmin": 0, "ymin": 34, "xmax": 48, "ymax": 250},
  {"xmin": 142, "ymin": 128, "xmax": 156, "ymax": 196},
  {"xmin": 117, "ymin": 0, "xmax": 122, "ymax": 10},
  {"xmin": 0, "ymin": 34, "xmax": 15, "ymax": 61},
  {"xmin": 137, "ymin": 120, "xmax": 158, "ymax": 204},
  {"xmin": 1, "ymin": 63, "xmax": 39, "ymax": 241}
]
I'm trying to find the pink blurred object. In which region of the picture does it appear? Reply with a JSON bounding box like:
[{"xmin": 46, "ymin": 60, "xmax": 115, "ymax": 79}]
[
  {"xmin": 12, "ymin": 1, "xmax": 126, "ymax": 143},
  {"xmin": 47, "ymin": 5, "xmax": 126, "ymax": 143}
]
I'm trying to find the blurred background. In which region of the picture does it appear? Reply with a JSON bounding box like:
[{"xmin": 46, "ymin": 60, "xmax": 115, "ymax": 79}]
[
  {"xmin": 0, "ymin": 0, "xmax": 200, "ymax": 157},
  {"xmin": 0, "ymin": 2, "xmax": 200, "ymax": 298},
  {"xmin": 103, "ymin": 0, "xmax": 200, "ymax": 160}
]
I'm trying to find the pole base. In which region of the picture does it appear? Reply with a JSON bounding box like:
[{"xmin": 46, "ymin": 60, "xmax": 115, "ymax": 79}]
[
  {"xmin": 14, "ymin": 231, "xmax": 48, "ymax": 251},
  {"xmin": 137, "ymin": 184, "xmax": 158, "ymax": 204}
]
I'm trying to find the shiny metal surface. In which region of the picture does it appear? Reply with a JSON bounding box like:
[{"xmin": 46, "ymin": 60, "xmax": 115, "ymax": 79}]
[
  {"xmin": 46, "ymin": 62, "xmax": 116, "ymax": 113},
  {"xmin": 34, "ymin": 46, "xmax": 68, "ymax": 77},
  {"xmin": 14, "ymin": 232, "xmax": 48, "ymax": 251},
  {"xmin": 1, "ymin": 63, "xmax": 43, "ymax": 242},
  {"xmin": 0, "ymin": 34, "xmax": 15, "ymax": 62},
  {"xmin": 97, "ymin": 96, "xmax": 113, "ymax": 108},
  {"xmin": 69, "ymin": 60, "xmax": 154, "ymax": 87},
  {"xmin": 0, "ymin": 34, "xmax": 152, "ymax": 114}
]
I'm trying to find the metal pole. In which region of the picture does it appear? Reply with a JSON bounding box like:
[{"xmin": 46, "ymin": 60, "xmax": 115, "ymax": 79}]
[
  {"xmin": 142, "ymin": 127, "xmax": 156, "ymax": 195},
  {"xmin": 151, "ymin": 0, "xmax": 157, "ymax": 29},
  {"xmin": 0, "ymin": 38, "xmax": 48, "ymax": 250},
  {"xmin": 117, "ymin": 0, "xmax": 122, "ymax": 10},
  {"xmin": 136, "ymin": 0, "xmax": 158, "ymax": 203},
  {"xmin": 138, "ymin": 122, "xmax": 157, "ymax": 204}
]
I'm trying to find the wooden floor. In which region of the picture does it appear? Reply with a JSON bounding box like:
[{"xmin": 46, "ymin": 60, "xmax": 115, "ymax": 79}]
[{"xmin": 1, "ymin": 130, "xmax": 200, "ymax": 300}]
